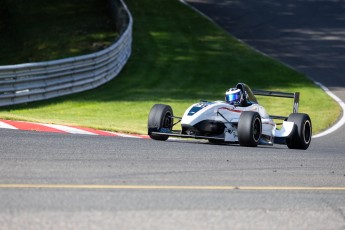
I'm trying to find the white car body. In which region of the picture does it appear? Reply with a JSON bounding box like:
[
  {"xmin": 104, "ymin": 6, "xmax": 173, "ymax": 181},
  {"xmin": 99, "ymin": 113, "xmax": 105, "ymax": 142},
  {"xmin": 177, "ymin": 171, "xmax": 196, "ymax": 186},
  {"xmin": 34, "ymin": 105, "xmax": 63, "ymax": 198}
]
[{"xmin": 181, "ymin": 100, "xmax": 294, "ymax": 144}]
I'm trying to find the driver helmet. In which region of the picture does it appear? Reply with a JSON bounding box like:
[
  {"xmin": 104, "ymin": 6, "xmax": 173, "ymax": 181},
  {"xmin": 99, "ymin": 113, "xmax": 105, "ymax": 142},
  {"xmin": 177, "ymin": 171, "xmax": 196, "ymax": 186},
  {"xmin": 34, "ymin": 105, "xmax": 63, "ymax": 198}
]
[{"xmin": 225, "ymin": 88, "xmax": 242, "ymax": 105}]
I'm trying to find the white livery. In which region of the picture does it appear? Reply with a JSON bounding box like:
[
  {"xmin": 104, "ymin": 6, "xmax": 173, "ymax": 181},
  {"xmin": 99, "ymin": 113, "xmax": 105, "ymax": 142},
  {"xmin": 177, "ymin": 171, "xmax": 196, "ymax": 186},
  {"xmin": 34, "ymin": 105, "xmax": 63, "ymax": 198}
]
[{"xmin": 148, "ymin": 83, "xmax": 312, "ymax": 150}]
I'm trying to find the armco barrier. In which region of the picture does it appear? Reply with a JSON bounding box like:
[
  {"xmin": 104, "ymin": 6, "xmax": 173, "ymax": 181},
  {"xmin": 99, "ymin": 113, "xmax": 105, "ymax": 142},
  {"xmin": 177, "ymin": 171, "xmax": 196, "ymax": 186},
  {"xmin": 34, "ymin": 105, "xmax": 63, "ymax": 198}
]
[{"xmin": 0, "ymin": 0, "xmax": 132, "ymax": 107}]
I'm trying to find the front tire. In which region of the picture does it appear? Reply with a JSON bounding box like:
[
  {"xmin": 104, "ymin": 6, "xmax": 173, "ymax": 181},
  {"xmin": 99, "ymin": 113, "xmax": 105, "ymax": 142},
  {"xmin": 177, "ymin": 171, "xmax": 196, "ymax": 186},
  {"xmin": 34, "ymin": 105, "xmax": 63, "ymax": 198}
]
[
  {"xmin": 238, "ymin": 111, "xmax": 262, "ymax": 147},
  {"xmin": 286, "ymin": 113, "xmax": 312, "ymax": 150},
  {"xmin": 148, "ymin": 104, "xmax": 173, "ymax": 141}
]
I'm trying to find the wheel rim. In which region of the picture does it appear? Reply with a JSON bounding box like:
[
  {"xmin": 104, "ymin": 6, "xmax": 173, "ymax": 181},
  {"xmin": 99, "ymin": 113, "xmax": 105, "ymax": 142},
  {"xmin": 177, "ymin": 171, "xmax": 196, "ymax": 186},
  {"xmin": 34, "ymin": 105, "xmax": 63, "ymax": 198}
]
[
  {"xmin": 163, "ymin": 112, "xmax": 172, "ymax": 129},
  {"xmin": 303, "ymin": 120, "xmax": 311, "ymax": 144},
  {"xmin": 253, "ymin": 117, "xmax": 261, "ymax": 142}
]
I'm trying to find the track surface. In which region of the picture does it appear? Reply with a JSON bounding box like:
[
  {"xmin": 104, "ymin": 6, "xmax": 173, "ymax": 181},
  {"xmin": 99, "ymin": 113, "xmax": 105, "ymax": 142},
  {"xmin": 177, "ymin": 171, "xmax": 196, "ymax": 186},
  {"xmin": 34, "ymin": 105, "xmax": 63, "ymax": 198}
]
[
  {"xmin": 1, "ymin": 129, "xmax": 345, "ymax": 229},
  {"xmin": 1, "ymin": 0, "xmax": 345, "ymax": 229}
]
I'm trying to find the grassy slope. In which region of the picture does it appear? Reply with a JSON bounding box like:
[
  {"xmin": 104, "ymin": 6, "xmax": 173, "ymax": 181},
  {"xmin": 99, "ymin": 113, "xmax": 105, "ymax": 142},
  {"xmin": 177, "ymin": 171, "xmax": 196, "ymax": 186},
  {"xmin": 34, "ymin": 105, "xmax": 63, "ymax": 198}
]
[
  {"xmin": 0, "ymin": 0, "xmax": 117, "ymax": 65},
  {"xmin": 0, "ymin": 0, "xmax": 340, "ymax": 134}
]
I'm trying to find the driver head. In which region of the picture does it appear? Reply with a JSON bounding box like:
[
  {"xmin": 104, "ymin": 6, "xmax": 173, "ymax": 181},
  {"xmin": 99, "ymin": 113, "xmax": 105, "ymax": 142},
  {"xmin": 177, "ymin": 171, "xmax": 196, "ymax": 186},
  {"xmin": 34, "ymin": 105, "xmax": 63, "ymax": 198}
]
[{"xmin": 225, "ymin": 88, "xmax": 242, "ymax": 105}]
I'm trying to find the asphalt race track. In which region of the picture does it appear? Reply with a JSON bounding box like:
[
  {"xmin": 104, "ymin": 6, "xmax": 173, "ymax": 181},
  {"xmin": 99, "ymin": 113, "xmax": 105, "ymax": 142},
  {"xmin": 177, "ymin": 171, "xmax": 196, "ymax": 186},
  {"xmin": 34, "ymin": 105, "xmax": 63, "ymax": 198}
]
[
  {"xmin": 1, "ymin": 0, "xmax": 345, "ymax": 229},
  {"xmin": 1, "ymin": 129, "xmax": 345, "ymax": 229}
]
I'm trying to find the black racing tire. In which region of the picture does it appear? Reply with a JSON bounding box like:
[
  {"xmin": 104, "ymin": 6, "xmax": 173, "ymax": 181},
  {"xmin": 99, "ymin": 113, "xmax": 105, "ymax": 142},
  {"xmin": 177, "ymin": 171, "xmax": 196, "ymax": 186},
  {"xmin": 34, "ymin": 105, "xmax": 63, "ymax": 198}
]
[
  {"xmin": 147, "ymin": 104, "xmax": 173, "ymax": 141},
  {"xmin": 286, "ymin": 113, "xmax": 312, "ymax": 150},
  {"xmin": 238, "ymin": 111, "xmax": 262, "ymax": 147}
]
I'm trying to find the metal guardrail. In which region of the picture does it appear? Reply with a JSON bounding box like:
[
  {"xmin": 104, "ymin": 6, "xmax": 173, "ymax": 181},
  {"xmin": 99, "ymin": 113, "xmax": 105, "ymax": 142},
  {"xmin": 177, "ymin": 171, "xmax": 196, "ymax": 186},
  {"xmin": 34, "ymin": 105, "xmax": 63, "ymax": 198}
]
[{"xmin": 0, "ymin": 0, "xmax": 132, "ymax": 107}]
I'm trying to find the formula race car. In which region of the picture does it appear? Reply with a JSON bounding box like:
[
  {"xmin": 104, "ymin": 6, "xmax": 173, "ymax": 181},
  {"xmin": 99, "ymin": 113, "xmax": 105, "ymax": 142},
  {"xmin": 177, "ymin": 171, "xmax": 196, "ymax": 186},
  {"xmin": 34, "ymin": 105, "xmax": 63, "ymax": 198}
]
[{"xmin": 148, "ymin": 83, "xmax": 312, "ymax": 150}]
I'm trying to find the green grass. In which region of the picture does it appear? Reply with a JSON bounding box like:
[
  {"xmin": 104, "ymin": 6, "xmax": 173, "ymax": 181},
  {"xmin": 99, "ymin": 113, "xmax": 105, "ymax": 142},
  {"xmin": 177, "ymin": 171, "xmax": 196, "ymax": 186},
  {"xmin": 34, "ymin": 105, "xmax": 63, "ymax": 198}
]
[
  {"xmin": 0, "ymin": 0, "xmax": 117, "ymax": 65},
  {"xmin": 0, "ymin": 0, "xmax": 341, "ymax": 135}
]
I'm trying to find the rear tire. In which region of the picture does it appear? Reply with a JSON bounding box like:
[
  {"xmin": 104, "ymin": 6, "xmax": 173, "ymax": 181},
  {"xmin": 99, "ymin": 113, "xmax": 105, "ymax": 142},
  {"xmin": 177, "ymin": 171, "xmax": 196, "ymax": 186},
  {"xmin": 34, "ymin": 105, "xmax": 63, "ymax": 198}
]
[
  {"xmin": 286, "ymin": 113, "xmax": 312, "ymax": 150},
  {"xmin": 238, "ymin": 111, "xmax": 262, "ymax": 147},
  {"xmin": 148, "ymin": 104, "xmax": 173, "ymax": 141}
]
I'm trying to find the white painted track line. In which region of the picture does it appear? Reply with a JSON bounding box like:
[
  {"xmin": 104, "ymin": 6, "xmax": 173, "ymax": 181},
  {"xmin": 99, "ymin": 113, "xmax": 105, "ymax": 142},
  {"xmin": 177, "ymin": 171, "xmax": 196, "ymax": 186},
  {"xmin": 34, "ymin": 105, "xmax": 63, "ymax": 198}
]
[
  {"xmin": 312, "ymin": 82, "xmax": 345, "ymax": 138},
  {"xmin": 41, "ymin": 124, "xmax": 98, "ymax": 135},
  {"xmin": 106, "ymin": 131, "xmax": 142, "ymax": 138}
]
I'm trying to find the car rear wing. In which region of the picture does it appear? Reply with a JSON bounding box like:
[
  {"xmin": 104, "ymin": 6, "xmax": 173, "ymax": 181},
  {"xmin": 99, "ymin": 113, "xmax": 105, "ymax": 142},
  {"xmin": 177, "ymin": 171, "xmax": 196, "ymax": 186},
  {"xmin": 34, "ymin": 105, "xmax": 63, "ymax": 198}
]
[{"xmin": 252, "ymin": 89, "xmax": 300, "ymax": 119}]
